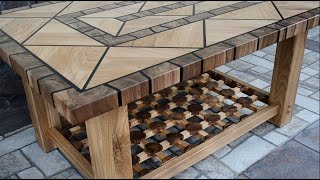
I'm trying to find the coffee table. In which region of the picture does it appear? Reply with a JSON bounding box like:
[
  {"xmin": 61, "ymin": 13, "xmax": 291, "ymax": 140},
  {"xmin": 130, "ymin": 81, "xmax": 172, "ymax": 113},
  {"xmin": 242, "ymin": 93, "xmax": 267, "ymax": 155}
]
[{"xmin": 0, "ymin": 1, "xmax": 319, "ymax": 179}]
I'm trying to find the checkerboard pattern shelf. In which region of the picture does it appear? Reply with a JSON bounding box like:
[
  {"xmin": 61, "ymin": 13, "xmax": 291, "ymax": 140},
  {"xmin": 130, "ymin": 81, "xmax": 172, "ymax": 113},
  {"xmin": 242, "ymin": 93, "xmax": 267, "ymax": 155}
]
[{"xmin": 53, "ymin": 70, "xmax": 275, "ymax": 179}]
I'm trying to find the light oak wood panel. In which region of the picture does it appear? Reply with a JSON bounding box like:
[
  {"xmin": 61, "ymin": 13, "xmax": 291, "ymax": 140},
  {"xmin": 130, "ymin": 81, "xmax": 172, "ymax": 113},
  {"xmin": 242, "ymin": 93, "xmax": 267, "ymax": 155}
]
[
  {"xmin": 25, "ymin": 45, "xmax": 106, "ymax": 89},
  {"xmin": 0, "ymin": 1, "xmax": 70, "ymax": 17},
  {"xmin": 141, "ymin": 1, "xmax": 178, "ymax": 11},
  {"xmin": 213, "ymin": 2, "xmax": 282, "ymax": 20},
  {"xmin": 120, "ymin": 21, "xmax": 203, "ymax": 48},
  {"xmin": 195, "ymin": 1, "xmax": 240, "ymax": 14},
  {"xmin": 119, "ymin": 16, "xmax": 186, "ymax": 35},
  {"xmin": 269, "ymin": 32, "xmax": 307, "ymax": 127},
  {"xmin": 78, "ymin": 18, "xmax": 123, "ymax": 36},
  {"xmin": 157, "ymin": 5, "xmax": 193, "ymax": 16},
  {"xmin": 274, "ymin": 1, "xmax": 320, "ymax": 18},
  {"xmin": 58, "ymin": 1, "xmax": 120, "ymax": 16},
  {"xmin": 82, "ymin": 2, "xmax": 143, "ymax": 18},
  {"xmin": 87, "ymin": 47, "xmax": 195, "ymax": 88},
  {"xmin": 0, "ymin": 18, "xmax": 50, "ymax": 43},
  {"xmin": 24, "ymin": 20, "xmax": 103, "ymax": 46},
  {"xmin": 86, "ymin": 105, "xmax": 132, "ymax": 179},
  {"xmin": 206, "ymin": 19, "xmax": 277, "ymax": 46}
]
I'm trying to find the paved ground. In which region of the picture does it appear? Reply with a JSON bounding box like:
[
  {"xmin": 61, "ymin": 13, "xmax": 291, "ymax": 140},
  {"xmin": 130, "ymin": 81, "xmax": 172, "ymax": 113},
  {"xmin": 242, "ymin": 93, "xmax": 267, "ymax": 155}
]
[{"xmin": 0, "ymin": 3, "xmax": 319, "ymax": 179}]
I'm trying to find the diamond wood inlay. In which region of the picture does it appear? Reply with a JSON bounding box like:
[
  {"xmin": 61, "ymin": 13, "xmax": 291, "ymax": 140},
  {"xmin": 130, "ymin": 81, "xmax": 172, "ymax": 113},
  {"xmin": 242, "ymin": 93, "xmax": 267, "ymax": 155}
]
[
  {"xmin": 0, "ymin": 18, "xmax": 50, "ymax": 43},
  {"xmin": 195, "ymin": 1, "xmax": 240, "ymax": 14},
  {"xmin": 157, "ymin": 5, "xmax": 193, "ymax": 16},
  {"xmin": 213, "ymin": 1, "xmax": 282, "ymax": 20},
  {"xmin": 119, "ymin": 21, "xmax": 204, "ymax": 48},
  {"xmin": 119, "ymin": 16, "xmax": 186, "ymax": 35},
  {"xmin": 206, "ymin": 19, "xmax": 277, "ymax": 45},
  {"xmin": 273, "ymin": 1, "xmax": 320, "ymax": 18},
  {"xmin": 78, "ymin": 18, "xmax": 123, "ymax": 36},
  {"xmin": 87, "ymin": 47, "xmax": 195, "ymax": 88},
  {"xmin": 25, "ymin": 46, "xmax": 106, "ymax": 89},
  {"xmin": 24, "ymin": 20, "xmax": 103, "ymax": 46},
  {"xmin": 81, "ymin": 2, "xmax": 144, "ymax": 18},
  {"xmin": 58, "ymin": 1, "xmax": 121, "ymax": 16},
  {"xmin": 0, "ymin": 1, "xmax": 71, "ymax": 17}
]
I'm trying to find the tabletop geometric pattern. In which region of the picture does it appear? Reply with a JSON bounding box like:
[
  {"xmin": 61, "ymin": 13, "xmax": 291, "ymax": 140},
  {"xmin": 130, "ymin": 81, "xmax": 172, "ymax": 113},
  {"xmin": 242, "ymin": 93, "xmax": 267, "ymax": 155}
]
[{"xmin": 0, "ymin": 1, "xmax": 319, "ymax": 90}]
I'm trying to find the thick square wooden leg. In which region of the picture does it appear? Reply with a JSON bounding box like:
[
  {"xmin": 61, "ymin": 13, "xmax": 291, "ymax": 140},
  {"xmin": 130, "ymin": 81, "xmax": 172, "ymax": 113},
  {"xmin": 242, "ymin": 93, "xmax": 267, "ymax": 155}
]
[
  {"xmin": 269, "ymin": 32, "xmax": 307, "ymax": 127},
  {"xmin": 86, "ymin": 105, "xmax": 133, "ymax": 179},
  {"xmin": 23, "ymin": 81, "xmax": 61, "ymax": 152}
]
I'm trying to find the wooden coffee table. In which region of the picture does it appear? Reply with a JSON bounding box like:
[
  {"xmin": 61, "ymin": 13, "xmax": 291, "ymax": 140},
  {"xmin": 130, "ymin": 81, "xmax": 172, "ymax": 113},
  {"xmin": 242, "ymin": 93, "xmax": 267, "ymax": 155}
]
[{"xmin": 0, "ymin": 1, "xmax": 319, "ymax": 179}]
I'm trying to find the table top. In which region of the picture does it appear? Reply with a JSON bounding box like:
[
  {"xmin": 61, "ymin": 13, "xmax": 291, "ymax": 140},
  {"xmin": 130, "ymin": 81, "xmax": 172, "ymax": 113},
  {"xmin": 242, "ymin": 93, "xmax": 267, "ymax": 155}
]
[{"xmin": 0, "ymin": 1, "xmax": 319, "ymax": 124}]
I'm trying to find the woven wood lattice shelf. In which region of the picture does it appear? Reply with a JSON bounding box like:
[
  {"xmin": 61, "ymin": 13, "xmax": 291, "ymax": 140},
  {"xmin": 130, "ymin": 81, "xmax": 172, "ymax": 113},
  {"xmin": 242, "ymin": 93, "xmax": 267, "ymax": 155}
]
[{"xmin": 57, "ymin": 70, "xmax": 271, "ymax": 178}]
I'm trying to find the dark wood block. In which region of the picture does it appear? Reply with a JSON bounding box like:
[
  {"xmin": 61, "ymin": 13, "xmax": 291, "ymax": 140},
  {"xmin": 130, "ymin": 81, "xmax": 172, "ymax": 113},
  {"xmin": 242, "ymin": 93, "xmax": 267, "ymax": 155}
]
[
  {"xmin": 299, "ymin": 11, "xmax": 320, "ymax": 30},
  {"xmin": 250, "ymin": 27, "xmax": 279, "ymax": 50},
  {"xmin": 0, "ymin": 41, "xmax": 26, "ymax": 66},
  {"xmin": 193, "ymin": 43, "xmax": 234, "ymax": 72},
  {"xmin": 38, "ymin": 74, "xmax": 72, "ymax": 105},
  {"xmin": 142, "ymin": 62, "xmax": 180, "ymax": 93},
  {"xmin": 10, "ymin": 52, "xmax": 44, "ymax": 79},
  {"xmin": 53, "ymin": 86, "xmax": 119, "ymax": 124},
  {"xmin": 267, "ymin": 24, "xmax": 287, "ymax": 42},
  {"xmin": 170, "ymin": 54, "xmax": 202, "ymax": 81},
  {"xmin": 277, "ymin": 16, "xmax": 308, "ymax": 39},
  {"xmin": 224, "ymin": 33, "xmax": 258, "ymax": 59},
  {"xmin": 109, "ymin": 72, "xmax": 149, "ymax": 105},
  {"xmin": 27, "ymin": 66, "xmax": 54, "ymax": 93}
]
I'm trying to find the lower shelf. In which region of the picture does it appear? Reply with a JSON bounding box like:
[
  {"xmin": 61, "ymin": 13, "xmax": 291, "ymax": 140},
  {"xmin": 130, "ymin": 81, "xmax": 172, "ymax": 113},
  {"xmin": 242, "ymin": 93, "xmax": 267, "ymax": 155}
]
[{"xmin": 50, "ymin": 70, "xmax": 279, "ymax": 179}]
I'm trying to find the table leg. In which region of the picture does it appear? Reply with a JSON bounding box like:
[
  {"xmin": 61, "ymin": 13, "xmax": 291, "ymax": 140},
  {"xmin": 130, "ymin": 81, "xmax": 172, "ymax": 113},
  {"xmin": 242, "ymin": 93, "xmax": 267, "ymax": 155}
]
[
  {"xmin": 86, "ymin": 105, "xmax": 133, "ymax": 179},
  {"xmin": 269, "ymin": 31, "xmax": 307, "ymax": 127},
  {"xmin": 23, "ymin": 81, "xmax": 61, "ymax": 152}
]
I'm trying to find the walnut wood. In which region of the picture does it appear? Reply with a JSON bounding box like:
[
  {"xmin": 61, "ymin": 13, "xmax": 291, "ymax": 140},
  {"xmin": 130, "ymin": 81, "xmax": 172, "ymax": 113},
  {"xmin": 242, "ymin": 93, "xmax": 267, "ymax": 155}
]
[
  {"xmin": 269, "ymin": 31, "xmax": 307, "ymax": 127},
  {"xmin": 130, "ymin": 131, "xmax": 147, "ymax": 144},
  {"xmin": 175, "ymin": 81, "xmax": 189, "ymax": 90},
  {"xmin": 204, "ymin": 81, "xmax": 219, "ymax": 90},
  {"xmin": 86, "ymin": 105, "xmax": 132, "ymax": 179},
  {"xmin": 204, "ymin": 114, "xmax": 220, "ymax": 125},
  {"xmin": 170, "ymin": 54, "xmax": 202, "ymax": 81},
  {"xmin": 220, "ymin": 89, "xmax": 235, "ymax": 98},
  {"xmin": 158, "ymin": 88, "xmax": 173, "ymax": 98},
  {"xmin": 204, "ymin": 96, "xmax": 219, "ymax": 106},
  {"xmin": 194, "ymin": 42, "xmax": 234, "ymax": 72},
  {"xmin": 166, "ymin": 132, "xmax": 184, "ymax": 145},
  {"xmin": 27, "ymin": 66, "xmax": 54, "ymax": 94},
  {"xmin": 187, "ymin": 104, "xmax": 203, "ymax": 115},
  {"xmin": 135, "ymin": 111, "xmax": 151, "ymax": 123},
  {"xmin": 142, "ymin": 62, "xmax": 180, "ymax": 93},
  {"xmin": 172, "ymin": 94, "xmax": 188, "ymax": 106},
  {"xmin": 237, "ymin": 97, "xmax": 253, "ymax": 108},
  {"xmin": 250, "ymin": 27, "xmax": 279, "ymax": 49},
  {"xmin": 169, "ymin": 112, "xmax": 186, "ymax": 121},
  {"xmin": 53, "ymin": 86, "xmax": 119, "ymax": 125},
  {"xmin": 0, "ymin": 40, "xmax": 26, "ymax": 66},
  {"xmin": 145, "ymin": 143, "xmax": 163, "ymax": 156},
  {"xmin": 224, "ymin": 33, "xmax": 258, "ymax": 59},
  {"xmin": 149, "ymin": 121, "xmax": 167, "ymax": 133},
  {"xmin": 154, "ymin": 103, "xmax": 170, "ymax": 114},
  {"xmin": 221, "ymin": 105, "xmax": 237, "ymax": 116},
  {"xmin": 10, "ymin": 52, "xmax": 44, "ymax": 79},
  {"xmin": 132, "ymin": 154, "xmax": 140, "ymax": 165},
  {"xmin": 109, "ymin": 72, "xmax": 149, "ymax": 105},
  {"xmin": 186, "ymin": 122, "xmax": 202, "ymax": 135},
  {"xmin": 141, "ymin": 95, "xmax": 156, "ymax": 105}
]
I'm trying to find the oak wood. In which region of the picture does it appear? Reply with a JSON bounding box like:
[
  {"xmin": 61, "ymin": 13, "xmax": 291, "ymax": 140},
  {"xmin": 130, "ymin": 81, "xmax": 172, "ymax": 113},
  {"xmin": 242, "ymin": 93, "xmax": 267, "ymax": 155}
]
[
  {"xmin": 0, "ymin": 40, "xmax": 26, "ymax": 66},
  {"xmin": 10, "ymin": 52, "xmax": 44, "ymax": 79},
  {"xmin": 224, "ymin": 33, "xmax": 258, "ymax": 59},
  {"xmin": 48, "ymin": 128, "xmax": 93, "ymax": 179},
  {"xmin": 250, "ymin": 27, "xmax": 279, "ymax": 49},
  {"xmin": 141, "ymin": 105, "xmax": 279, "ymax": 179},
  {"xmin": 85, "ymin": 105, "xmax": 133, "ymax": 179},
  {"xmin": 27, "ymin": 66, "xmax": 54, "ymax": 94},
  {"xmin": 170, "ymin": 54, "xmax": 202, "ymax": 81},
  {"xmin": 23, "ymin": 81, "xmax": 56, "ymax": 152},
  {"xmin": 269, "ymin": 32, "xmax": 307, "ymax": 127}
]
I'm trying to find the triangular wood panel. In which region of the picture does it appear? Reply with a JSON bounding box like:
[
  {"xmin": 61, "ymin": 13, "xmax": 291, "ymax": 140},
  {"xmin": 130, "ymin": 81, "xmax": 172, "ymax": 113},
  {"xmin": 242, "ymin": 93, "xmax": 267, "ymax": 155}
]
[
  {"xmin": 206, "ymin": 19, "xmax": 277, "ymax": 45},
  {"xmin": 24, "ymin": 20, "xmax": 103, "ymax": 46},
  {"xmin": 213, "ymin": 2, "xmax": 282, "ymax": 20},
  {"xmin": 87, "ymin": 47, "xmax": 195, "ymax": 88},
  {"xmin": 0, "ymin": 18, "xmax": 50, "ymax": 43},
  {"xmin": 81, "ymin": 2, "xmax": 144, "ymax": 18},
  {"xmin": 273, "ymin": 1, "xmax": 320, "ymax": 18},
  {"xmin": 120, "ymin": 21, "xmax": 204, "ymax": 48},
  {"xmin": 0, "ymin": 2, "xmax": 71, "ymax": 17},
  {"xmin": 79, "ymin": 18, "xmax": 123, "ymax": 36},
  {"xmin": 119, "ymin": 16, "xmax": 186, "ymax": 35},
  {"xmin": 26, "ymin": 46, "xmax": 106, "ymax": 89}
]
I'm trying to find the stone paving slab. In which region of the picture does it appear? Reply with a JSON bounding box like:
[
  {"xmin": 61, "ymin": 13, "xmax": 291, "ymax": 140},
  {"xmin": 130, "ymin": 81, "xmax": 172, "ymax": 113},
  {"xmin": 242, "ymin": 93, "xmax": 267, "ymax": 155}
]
[
  {"xmin": 0, "ymin": 151, "xmax": 31, "ymax": 178},
  {"xmin": 294, "ymin": 121, "xmax": 320, "ymax": 152},
  {"xmin": 244, "ymin": 140, "xmax": 320, "ymax": 179}
]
